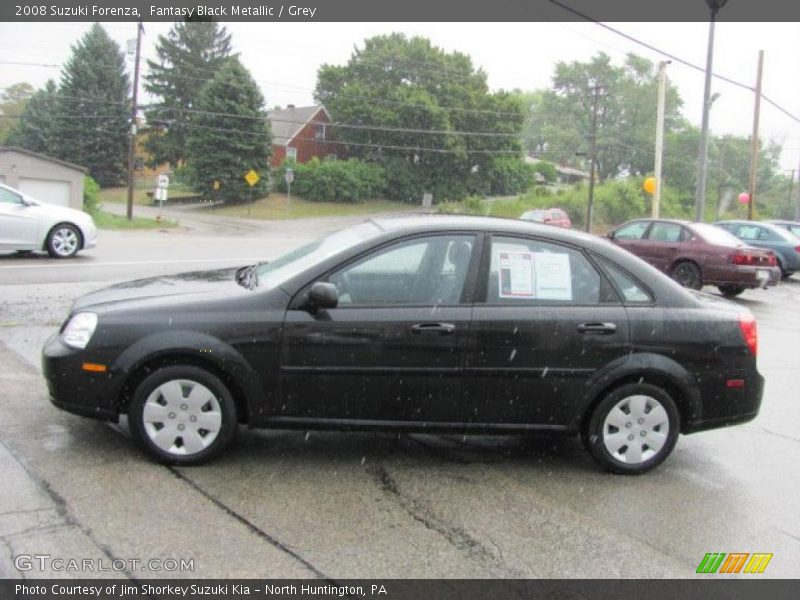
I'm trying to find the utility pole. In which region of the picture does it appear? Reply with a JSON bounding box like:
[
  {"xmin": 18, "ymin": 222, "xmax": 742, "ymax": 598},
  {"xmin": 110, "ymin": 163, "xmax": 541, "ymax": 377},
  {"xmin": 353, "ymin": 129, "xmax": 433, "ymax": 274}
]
[
  {"xmin": 585, "ymin": 85, "xmax": 601, "ymax": 233},
  {"xmin": 795, "ymin": 157, "xmax": 800, "ymax": 221},
  {"xmin": 788, "ymin": 169, "xmax": 795, "ymax": 219},
  {"xmin": 746, "ymin": 50, "xmax": 764, "ymax": 221},
  {"xmin": 126, "ymin": 21, "xmax": 143, "ymax": 221},
  {"xmin": 652, "ymin": 61, "xmax": 670, "ymax": 218},
  {"xmin": 694, "ymin": 14, "xmax": 718, "ymax": 222}
]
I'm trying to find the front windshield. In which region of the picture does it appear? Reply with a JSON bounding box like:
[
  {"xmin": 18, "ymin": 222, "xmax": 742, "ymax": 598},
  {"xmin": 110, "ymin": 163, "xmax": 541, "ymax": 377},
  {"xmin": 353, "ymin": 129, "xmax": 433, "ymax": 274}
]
[
  {"xmin": 692, "ymin": 223, "xmax": 743, "ymax": 247},
  {"xmin": 254, "ymin": 221, "xmax": 381, "ymax": 288}
]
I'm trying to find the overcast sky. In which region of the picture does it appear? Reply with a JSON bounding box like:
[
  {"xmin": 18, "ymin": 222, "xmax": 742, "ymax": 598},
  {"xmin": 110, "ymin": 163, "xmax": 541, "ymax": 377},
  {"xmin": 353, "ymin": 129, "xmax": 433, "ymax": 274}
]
[{"xmin": 1, "ymin": 21, "xmax": 799, "ymax": 172}]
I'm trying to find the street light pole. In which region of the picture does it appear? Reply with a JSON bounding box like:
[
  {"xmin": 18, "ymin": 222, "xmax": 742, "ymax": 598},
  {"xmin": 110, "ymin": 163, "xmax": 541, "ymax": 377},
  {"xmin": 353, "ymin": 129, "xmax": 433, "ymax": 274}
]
[
  {"xmin": 694, "ymin": 13, "xmax": 718, "ymax": 222},
  {"xmin": 747, "ymin": 50, "xmax": 764, "ymax": 221},
  {"xmin": 652, "ymin": 61, "xmax": 670, "ymax": 218}
]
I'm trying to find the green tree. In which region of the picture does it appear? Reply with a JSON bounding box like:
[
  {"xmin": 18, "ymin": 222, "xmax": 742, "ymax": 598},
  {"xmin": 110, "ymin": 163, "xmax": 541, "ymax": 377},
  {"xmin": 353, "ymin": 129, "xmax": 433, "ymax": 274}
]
[
  {"xmin": 186, "ymin": 57, "xmax": 271, "ymax": 202},
  {"xmin": 524, "ymin": 52, "xmax": 683, "ymax": 181},
  {"xmin": 144, "ymin": 21, "xmax": 232, "ymax": 167},
  {"xmin": 6, "ymin": 80, "xmax": 58, "ymax": 152},
  {"xmin": 315, "ymin": 34, "xmax": 526, "ymax": 202},
  {"xmin": 0, "ymin": 82, "xmax": 34, "ymax": 143},
  {"xmin": 54, "ymin": 23, "xmax": 130, "ymax": 186}
]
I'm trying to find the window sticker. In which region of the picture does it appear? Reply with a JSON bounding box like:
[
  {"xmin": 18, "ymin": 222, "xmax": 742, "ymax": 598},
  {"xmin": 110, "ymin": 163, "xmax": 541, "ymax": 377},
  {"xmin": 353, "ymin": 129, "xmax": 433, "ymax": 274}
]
[
  {"xmin": 498, "ymin": 251, "xmax": 536, "ymax": 298},
  {"xmin": 533, "ymin": 252, "xmax": 573, "ymax": 300}
]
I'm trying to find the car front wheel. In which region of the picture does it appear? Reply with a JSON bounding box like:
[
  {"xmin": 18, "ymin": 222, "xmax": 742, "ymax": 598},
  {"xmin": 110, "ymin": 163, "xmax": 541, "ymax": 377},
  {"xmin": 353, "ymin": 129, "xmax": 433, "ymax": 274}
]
[
  {"xmin": 585, "ymin": 383, "xmax": 680, "ymax": 474},
  {"xmin": 128, "ymin": 365, "xmax": 238, "ymax": 465},
  {"xmin": 46, "ymin": 223, "xmax": 82, "ymax": 258}
]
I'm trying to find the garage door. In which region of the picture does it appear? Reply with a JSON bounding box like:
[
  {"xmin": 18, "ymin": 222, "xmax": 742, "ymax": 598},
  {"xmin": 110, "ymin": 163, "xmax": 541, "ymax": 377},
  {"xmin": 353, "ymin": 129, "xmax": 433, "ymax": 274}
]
[{"xmin": 18, "ymin": 178, "xmax": 71, "ymax": 207}]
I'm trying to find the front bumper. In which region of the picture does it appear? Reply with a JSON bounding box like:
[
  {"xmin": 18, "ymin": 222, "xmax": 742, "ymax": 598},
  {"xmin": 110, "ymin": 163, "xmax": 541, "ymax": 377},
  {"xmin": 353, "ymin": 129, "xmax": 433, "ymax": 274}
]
[{"xmin": 42, "ymin": 333, "xmax": 119, "ymax": 422}]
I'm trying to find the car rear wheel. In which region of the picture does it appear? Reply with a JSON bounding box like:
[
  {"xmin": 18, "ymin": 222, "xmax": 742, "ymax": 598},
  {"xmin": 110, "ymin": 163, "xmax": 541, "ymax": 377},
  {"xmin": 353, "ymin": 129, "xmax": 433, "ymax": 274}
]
[
  {"xmin": 718, "ymin": 285, "xmax": 745, "ymax": 297},
  {"xmin": 585, "ymin": 383, "xmax": 680, "ymax": 474},
  {"xmin": 46, "ymin": 223, "xmax": 81, "ymax": 258},
  {"xmin": 671, "ymin": 261, "xmax": 702, "ymax": 290},
  {"xmin": 128, "ymin": 365, "xmax": 237, "ymax": 465}
]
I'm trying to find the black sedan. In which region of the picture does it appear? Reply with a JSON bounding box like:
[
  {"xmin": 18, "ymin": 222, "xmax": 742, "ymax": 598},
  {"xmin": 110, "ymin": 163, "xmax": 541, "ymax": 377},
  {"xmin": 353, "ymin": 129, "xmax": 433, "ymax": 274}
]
[{"xmin": 43, "ymin": 215, "xmax": 764, "ymax": 474}]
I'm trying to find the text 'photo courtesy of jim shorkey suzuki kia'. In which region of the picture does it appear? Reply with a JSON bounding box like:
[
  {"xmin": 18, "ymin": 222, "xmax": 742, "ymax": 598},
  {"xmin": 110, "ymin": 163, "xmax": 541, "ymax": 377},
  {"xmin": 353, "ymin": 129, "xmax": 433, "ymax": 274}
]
[{"xmin": 43, "ymin": 215, "xmax": 764, "ymax": 474}]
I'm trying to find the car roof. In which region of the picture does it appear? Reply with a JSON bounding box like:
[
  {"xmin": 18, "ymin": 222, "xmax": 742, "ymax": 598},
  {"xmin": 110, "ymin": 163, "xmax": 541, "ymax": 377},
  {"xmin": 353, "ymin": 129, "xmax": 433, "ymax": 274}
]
[{"xmin": 369, "ymin": 213, "xmax": 596, "ymax": 243}]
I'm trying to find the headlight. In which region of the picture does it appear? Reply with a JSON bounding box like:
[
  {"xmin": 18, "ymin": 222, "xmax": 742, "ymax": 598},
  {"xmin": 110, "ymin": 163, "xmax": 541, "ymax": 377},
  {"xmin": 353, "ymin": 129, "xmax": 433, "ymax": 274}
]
[{"xmin": 61, "ymin": 313, "xmax": 98, "ymax": 349}]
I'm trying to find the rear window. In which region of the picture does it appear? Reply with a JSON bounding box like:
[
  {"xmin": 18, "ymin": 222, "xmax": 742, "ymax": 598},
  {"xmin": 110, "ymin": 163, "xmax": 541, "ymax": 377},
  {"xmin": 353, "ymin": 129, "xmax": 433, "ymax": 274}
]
[{"xmin": 691, "ymin": 223, "xmax": 742, "ymax": 247}]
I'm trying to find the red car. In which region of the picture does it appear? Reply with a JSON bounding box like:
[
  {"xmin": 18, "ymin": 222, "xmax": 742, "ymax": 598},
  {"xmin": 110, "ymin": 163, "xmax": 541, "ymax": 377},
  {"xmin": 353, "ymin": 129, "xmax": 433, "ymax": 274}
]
[
  {"xmin": 608, "ymin": 219, "xmax": 780, "ymax": 296},
  {"xmin": 519, "ymin": 208, "xmax": 572, "ymax": 228}
]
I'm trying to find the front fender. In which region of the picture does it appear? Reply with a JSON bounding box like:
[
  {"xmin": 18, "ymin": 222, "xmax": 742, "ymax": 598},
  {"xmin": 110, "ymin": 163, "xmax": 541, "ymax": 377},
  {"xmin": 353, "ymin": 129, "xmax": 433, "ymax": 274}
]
[
  {"xmin": 110, "ymin": 330, "xmax": 264, "ymax": 420},
  {"xmin": 574, "ymin": 352, "xmax": 703, "ymax": 432}
]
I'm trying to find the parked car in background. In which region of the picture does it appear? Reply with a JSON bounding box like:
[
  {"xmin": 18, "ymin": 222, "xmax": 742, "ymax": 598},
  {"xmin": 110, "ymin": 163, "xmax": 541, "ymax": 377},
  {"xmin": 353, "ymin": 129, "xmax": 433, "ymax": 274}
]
[
  {"xmin": 607, "ymin": 218, "xmax": 779, "ymax": 296},
  {"xmin": 0, "ymin": 182, "xmax": 97, "ymax": 258},
  {"xmin": 766, "ymin": 219, "xmax": 800, "ymax": 239},
  {"xmin": 715, "ymin": 220, "xmax": 800, "ymax": 278},
  {"xmin": 520, "ymin": 208, "xmax": 572, "ymax": 228},
  {"xmin": 45, "ymin": 215, "xmax": 764, "ymax": 474}
]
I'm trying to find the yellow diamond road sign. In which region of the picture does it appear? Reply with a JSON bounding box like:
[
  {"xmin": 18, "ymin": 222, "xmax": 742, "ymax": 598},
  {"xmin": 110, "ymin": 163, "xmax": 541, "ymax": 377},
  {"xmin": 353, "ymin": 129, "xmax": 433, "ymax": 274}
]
[{"xmin": 244, "ymin": 169, "xmax": 260, "ymax": 187}]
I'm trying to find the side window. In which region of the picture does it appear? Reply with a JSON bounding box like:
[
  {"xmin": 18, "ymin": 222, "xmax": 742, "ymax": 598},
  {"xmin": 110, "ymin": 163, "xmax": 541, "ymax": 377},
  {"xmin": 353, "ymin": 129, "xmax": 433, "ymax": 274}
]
[
  {"xmin": 486, "ymin": 236, "xmax": 605, "ymax": 305},
  {"xmin": 736, "ymin": 225, "xmax": 761, "ymax": 241},
  {"xmin": 0, "ymin": 187, "xmax": 23, "ymax": 205},
  {"xmin": 596, "ymin": 257, "xmax": 653, "ymax": 304},
  {"xmin": 647, "ymin": 222, "xmax": 682, "ymax": 242},
  {"xmin": 286, "ymin": 146, "xmax": 298, "ymax": 161},
  {"xmin": 614, "ymin": 221, "xmax": 649, "ymax": 240},
  {"xmin": 330, "ymin": 235, "xmax": 474, "ymax": 307}
]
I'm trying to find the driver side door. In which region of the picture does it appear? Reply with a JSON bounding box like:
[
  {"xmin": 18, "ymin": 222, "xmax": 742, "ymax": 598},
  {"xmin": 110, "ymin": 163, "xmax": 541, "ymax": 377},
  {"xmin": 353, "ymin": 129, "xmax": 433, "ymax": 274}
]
[{"xmin": 279, "ymin": 233, "xmax": 479, "ymax": 424}]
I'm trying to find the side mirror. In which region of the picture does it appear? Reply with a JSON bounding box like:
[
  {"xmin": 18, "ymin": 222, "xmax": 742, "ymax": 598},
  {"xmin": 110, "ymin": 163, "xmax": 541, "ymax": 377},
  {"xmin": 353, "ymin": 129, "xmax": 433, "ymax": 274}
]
[
  {"xmin": 606, "ymin": 231, "xmax": 615, "ymax": 239},
  {"xmin": 307, "ymin": 281, "xmax": 338, "ymax": 310}
]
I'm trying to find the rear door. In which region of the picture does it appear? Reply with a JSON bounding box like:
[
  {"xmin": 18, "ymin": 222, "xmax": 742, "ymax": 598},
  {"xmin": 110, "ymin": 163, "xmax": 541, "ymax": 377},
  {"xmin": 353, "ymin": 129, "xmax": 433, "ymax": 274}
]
[{"xmin": 464, "ymin": 234, "xmax": 629, "ymax": 426}]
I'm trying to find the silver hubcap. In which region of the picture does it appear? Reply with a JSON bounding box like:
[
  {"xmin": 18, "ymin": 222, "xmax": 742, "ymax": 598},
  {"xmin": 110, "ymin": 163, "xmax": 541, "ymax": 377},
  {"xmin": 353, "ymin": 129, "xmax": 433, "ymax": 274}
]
[
  {"xmin": 52, "ymin": 228, "xmax": 79, "ymax": 256},
  {"xmin": 142, "ymin": 379, "xmax": 222, "ymax": 456},
  {"xmin": 602, "ymin": 394, "xmax": 669, "ymax": 464}
]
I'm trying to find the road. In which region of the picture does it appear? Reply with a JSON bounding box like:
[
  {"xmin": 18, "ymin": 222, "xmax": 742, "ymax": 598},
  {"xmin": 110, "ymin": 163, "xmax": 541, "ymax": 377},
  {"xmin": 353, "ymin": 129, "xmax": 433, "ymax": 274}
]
[{"xmin": 1, "ymin": 218, "xmax": 799, "ymax": 579}]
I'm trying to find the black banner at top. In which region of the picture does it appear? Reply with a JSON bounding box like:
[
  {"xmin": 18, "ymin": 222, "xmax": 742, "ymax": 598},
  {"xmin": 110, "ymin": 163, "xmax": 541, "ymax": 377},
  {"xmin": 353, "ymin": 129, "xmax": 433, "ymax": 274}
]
[{"xmin": 2, "ymin": 0, "xmax": 800, "ymax": 22}]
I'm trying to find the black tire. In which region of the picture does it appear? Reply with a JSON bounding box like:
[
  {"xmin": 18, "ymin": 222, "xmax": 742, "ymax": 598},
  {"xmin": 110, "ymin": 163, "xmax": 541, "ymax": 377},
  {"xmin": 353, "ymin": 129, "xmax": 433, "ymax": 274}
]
[
  {"xmin": 671, "ymin": 261, "xmax": 702, "ymax": 290},
  {"xmin": 718, "ymin": 285, "xmax": 746, "ymax": 297},
  {"xmin": 585, "ymin": 382, "xmax": 680, "ymax": 475},
  {"xmin": 45, "ymin": 223, "xmax": 82, "ymax": 258},
  {"xmin": 128, "ymin": 365, "xmax": 237, "ymax": 465}
]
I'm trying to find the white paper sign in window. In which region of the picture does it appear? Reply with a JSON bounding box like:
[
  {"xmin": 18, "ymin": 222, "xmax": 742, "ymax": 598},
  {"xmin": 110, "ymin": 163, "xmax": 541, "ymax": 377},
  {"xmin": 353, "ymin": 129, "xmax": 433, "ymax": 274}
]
[
  {"xmin": 533, "ymin": 252, "xmax": 573, "ymax": 300},
  {"xmin": 498, "ymin": 251, "xmax": 536, "ymax": 298}
]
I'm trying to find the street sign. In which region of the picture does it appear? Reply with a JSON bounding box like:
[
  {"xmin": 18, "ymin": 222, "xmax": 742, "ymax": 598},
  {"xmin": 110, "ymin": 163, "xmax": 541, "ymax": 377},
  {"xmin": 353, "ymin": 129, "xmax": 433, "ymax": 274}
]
[
  {"xmin": 284, "ymin": 168, "xmax": 294, "ymax": 185},
  {"xmin": 157, "ymin": 174, "xmax": 170, "ymax": 188},
  {"xmin": 244, "ymin": 169, "xmax": 260, "ymax": 187}
]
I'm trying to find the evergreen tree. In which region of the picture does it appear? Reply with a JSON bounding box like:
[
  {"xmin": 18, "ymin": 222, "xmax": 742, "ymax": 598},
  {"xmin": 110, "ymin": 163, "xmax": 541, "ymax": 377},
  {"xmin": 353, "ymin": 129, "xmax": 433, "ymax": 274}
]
[
  {"xmin": 186, "ymin": 57, "xmax": 271, "ymax": 202},
  {"xmin": 7, "ymin": 80, "xmax": 58, "ymax": 152},
  {"xmin": 0, "ymin": 82, "xmax": 35, "ymax": 144},
  {"xmin": 144, "ymin": 21, "xmax": 232, "ymax": 167},
  {"xmin": 55, "ymin": 23, "xmax": 130, "ymax": 186}
]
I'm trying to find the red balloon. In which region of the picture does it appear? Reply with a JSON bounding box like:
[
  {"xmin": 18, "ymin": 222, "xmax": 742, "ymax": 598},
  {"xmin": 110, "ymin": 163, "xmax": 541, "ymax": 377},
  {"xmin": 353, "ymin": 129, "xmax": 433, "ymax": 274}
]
[{"xmin": 738, "ymin": 192, "xmax": 750, "ymax": 204}]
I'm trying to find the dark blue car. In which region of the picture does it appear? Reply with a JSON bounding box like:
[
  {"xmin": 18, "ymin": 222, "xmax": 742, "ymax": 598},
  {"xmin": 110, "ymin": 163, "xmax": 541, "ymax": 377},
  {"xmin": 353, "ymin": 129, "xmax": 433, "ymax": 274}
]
[{"xmin": 715, "ymin": 220, "xmax": 800, "ymax": 277}]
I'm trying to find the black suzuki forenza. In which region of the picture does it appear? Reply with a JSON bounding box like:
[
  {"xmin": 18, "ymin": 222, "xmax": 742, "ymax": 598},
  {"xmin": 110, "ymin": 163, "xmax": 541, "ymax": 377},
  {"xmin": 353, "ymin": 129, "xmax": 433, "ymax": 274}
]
[{"xmin": 43, "ymin": 215, "xmax": 763, "ymax": 474}]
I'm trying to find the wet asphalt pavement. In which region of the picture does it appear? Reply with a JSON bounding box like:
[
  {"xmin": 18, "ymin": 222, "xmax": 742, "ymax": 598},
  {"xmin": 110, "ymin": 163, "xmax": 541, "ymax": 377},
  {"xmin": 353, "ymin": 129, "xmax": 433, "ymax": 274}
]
[{"xmin": 0, "ymin": 219, "xmax": 799, "ymax": 579}]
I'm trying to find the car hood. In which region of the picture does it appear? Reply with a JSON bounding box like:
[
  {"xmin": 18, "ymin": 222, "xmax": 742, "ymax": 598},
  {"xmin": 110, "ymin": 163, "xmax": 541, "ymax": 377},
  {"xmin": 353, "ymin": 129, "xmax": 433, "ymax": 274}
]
[
  {"xmin": 71, "ymin": 268, "xmax": 246, "ymax": 312},
  {"xmin": 28, "ymin": 199, "xmax": 94, "ymax": 225}
]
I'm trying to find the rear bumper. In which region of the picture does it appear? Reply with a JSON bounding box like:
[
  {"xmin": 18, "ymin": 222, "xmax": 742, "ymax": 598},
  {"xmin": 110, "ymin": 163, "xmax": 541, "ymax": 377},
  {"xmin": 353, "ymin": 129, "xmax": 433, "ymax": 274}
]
[
  {"xmin": 706, "ymin": 265, "xmax": 780, "ymax": 289},
  {"xmin": 683, "ymin": 370, "xmax": 764, "ymax": 434}
]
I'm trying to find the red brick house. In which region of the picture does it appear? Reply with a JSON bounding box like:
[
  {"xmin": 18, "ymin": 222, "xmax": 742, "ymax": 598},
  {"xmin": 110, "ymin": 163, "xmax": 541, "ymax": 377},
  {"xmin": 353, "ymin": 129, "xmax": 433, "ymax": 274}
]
[{"xmin": 267, "ymin": 104, "xmax": 342, "ymax": 168}]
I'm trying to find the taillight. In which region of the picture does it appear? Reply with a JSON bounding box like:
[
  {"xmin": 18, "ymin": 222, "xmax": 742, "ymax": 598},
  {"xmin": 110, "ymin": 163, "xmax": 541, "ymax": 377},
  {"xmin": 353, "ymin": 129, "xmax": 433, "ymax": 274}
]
[
  {"xmin": 732, "ymin": 251, "xmax": 753, "ymax": 265},
  {"xmin": 795, "ymin": 245, "xmax": 800, "ymax": 254},
  {"xmin": 738, "ymin": 313, "xmax": 758, "ymax": 356},
  {"xmin": 768, "ymin": 253, "xmax": 778, "ymax": 266}
]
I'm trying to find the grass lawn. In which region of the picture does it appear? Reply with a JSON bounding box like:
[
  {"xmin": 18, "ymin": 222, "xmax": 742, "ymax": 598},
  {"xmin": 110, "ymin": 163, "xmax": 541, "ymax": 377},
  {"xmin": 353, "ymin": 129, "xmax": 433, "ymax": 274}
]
[
  {"xmin": 98, "ymin": 185, "xmax": 197, "ymax": 207},
  {"xmin": 91, "ymin": 209, "xmax": 178, "ymax": 230},
  {"xmin": 198, "ymin": 194, "xmax": 416, "ymax": 220}
]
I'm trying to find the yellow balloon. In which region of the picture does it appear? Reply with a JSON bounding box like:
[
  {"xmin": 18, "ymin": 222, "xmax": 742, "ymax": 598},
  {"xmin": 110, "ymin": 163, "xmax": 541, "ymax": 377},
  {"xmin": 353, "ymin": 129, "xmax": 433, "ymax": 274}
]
[{"xmin": 643, "ymin": 177, "xmax": 657, "ymax": 194}]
